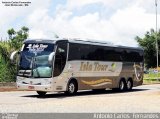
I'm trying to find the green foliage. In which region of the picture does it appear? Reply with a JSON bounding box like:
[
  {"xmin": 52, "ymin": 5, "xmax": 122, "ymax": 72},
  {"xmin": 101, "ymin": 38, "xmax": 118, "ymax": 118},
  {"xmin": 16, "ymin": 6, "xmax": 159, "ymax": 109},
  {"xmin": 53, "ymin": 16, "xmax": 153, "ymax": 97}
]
[
  {"xmin": 136, "ymin": 29, "xmax": 160, "ymax": 68},
  {"xmin": 7, "ymin": 28, "xmax": 15, "ymax": 39},
  {"xmin": 0, "ymin": 26, "xmax": 29, "ymax": 82},
  {"xmin": 0, "ymin": 54, "xmax": 16, "ymax": 82},
  {"xmin": 9, "ymin": 26, "xmax": 29, "ymax": 50},
  {"xmin": 144, "ymin": 73, "xmax": 160, "ymax": 80}
]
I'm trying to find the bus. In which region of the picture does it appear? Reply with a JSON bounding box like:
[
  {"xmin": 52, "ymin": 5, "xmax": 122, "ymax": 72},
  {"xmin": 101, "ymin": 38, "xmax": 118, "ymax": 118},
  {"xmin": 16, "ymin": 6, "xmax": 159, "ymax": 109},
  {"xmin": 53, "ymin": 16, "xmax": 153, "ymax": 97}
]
[{"xmin": 10, "ymin": 38, "xmax": 144, "ymax": 96}]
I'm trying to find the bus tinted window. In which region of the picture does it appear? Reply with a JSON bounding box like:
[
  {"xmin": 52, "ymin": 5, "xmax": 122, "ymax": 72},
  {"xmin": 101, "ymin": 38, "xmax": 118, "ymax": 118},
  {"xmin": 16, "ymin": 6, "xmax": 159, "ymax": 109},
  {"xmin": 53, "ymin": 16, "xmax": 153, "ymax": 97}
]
[
  {"xmin": 68, "ymin": 43, "xmax": 103, "ymax": 61},
  {"xmin": 104, "ymin": 47, "xmax": 122, "ymax": 61},
  {"xmin": 68, "ymin": 43, "xmax": 143, "ymax": 62},
  {"xmin": 122, "ymin": 50, "xmax": 143, "ymax": 62}
]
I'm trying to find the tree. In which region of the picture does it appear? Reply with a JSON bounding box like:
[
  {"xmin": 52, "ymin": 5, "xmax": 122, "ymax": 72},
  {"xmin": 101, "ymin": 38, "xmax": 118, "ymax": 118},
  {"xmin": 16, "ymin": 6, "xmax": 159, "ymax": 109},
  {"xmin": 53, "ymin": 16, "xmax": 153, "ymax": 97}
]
[
  {"xmin": 136, "ymin": 29, "xmax": 160, "ymax": 68},
  {"xmin": 0, "ymin": 41, "xmax": 16, "ymax": 82},
  {"xmin": 0, "ymin": 26, "xmax": 29, "ymax": 82},
  {"xmin": 7, "ymin": 28, "xmax": 15, "ymax": 39},
  {"xmin": 8, "ymin": 26, "xmax": 29, "ymax": 50}
]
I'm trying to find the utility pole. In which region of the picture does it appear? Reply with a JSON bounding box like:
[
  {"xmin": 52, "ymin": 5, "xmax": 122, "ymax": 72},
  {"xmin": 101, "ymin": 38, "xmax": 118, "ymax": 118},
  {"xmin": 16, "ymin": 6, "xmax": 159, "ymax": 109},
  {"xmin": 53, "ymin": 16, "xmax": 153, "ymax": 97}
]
[{"xmin": 155, "ymin": 0, "xmax": 159, "ymax": 79}]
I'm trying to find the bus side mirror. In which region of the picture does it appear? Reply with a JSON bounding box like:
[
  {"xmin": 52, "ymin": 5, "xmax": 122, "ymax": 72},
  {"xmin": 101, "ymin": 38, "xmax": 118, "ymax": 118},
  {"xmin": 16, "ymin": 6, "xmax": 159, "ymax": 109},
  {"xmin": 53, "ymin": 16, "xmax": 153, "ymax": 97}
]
[
  {"xmin": 10, "ymin": 51, "xmax": 19, "ymax": 64},
  {"xmin": 48, "ymin": 52, "xmax": 55, "ymax": 64}
]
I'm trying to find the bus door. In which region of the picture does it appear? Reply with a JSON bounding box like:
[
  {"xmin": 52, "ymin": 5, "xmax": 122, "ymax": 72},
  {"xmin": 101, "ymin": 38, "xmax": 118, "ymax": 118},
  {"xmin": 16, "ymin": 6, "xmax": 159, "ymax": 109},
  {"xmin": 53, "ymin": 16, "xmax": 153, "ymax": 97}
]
[{"xmin": 53, "ymin": 42, "xmax": 67, "ymax": 77}]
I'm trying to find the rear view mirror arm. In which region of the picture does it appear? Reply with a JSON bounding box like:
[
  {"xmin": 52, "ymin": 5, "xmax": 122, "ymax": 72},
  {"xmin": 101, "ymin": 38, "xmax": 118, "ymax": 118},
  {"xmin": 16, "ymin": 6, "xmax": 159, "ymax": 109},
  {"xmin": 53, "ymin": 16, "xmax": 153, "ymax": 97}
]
[{"xmin": 48, "ymin": 52, "xmax": 55, "ymax": 64}]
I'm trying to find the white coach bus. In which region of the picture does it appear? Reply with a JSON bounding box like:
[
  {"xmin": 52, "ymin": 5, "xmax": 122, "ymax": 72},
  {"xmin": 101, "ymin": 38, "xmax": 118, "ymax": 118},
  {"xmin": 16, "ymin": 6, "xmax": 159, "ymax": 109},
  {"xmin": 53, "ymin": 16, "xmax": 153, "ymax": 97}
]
[{"xmin": 10, "ymin": 39, "xmax": 144, "ymax": 96}]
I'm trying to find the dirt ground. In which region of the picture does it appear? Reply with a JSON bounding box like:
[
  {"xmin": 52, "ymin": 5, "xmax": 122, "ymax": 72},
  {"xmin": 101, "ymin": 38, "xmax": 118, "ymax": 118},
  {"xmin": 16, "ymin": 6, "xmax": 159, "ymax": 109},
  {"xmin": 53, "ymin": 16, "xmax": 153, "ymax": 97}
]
[{"xmin": 0, "ymin": 87, "xmax": 17, "ymax": 92}]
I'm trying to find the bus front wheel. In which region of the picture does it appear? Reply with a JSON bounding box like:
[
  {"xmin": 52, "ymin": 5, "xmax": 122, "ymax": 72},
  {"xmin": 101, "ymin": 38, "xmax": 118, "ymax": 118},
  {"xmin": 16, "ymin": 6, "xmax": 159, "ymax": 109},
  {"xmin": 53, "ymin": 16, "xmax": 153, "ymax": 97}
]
[
  {"xmin": 37, "ymin": 91, "xmax": 47, "ymax": 96},
  {"xmin": 66, "ymin": 81, "xmax": 78, "ymax": 95}
]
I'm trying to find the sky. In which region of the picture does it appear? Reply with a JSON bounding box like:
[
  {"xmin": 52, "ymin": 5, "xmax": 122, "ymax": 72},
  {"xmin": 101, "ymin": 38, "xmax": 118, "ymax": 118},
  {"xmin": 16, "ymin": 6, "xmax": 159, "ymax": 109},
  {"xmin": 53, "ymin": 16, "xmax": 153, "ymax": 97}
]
[{"xmin": 0, "ymin": 0, "xmax": 160, "ymax": 47}]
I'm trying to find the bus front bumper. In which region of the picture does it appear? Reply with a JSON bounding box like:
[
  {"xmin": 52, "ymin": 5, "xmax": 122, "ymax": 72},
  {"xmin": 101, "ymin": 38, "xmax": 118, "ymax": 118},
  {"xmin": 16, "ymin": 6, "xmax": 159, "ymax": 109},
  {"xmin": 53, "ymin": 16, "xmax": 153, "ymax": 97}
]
[{"xmin": 16, "ymin": 83, "xmax": 53, "ymax": 92}]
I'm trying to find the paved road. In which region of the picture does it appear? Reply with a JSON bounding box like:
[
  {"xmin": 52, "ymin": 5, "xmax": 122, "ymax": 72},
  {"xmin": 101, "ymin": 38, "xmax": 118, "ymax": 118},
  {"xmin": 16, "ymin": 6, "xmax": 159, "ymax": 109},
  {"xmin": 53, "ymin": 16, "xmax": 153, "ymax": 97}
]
[{"xmin": 0, "ymin": 84, "xmax": 160, "ymax": 113}]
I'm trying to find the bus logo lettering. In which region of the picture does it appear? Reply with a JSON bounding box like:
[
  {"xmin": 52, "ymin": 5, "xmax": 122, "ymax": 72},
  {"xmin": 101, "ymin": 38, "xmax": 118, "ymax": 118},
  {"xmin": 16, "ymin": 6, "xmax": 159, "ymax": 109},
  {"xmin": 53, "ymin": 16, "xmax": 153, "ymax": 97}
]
[
  {"xmin": 80, "ymin": 62, "xmax": 92, "ymax": 71},
  {"xmin": 80, "ymin": 62, "xmax": 108, "ymax": 71},
  {"xmin": 94, "ymin": 62, "xmax": 108, "ymax": 71}
]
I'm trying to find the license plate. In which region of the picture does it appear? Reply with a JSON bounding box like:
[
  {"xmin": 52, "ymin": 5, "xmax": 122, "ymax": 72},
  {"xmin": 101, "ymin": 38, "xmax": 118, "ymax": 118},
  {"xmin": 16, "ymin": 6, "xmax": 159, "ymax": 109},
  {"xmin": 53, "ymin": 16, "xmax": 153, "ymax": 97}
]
[{"xmin": 28, "ymin": 86, "xmax": 34, "ymax": 89}]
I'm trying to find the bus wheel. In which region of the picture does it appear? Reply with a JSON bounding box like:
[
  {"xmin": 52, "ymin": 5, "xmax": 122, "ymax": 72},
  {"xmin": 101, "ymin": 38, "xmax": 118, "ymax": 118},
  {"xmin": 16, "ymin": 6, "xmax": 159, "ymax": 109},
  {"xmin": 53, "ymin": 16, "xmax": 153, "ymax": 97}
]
[
  {"xmin": 37, "ymin": 91, "xmax": 46, "ymax": 96},
  {"xmin": 126, "ymin": 79, "xmax": 133, "ymax": 91},
  {"xmin": 119, "ymin": 80, "xmax": 126, "ymax": 91},
  {"xmin": 66, "ymin": 81, "xmax": 78, "ymax": 95}
]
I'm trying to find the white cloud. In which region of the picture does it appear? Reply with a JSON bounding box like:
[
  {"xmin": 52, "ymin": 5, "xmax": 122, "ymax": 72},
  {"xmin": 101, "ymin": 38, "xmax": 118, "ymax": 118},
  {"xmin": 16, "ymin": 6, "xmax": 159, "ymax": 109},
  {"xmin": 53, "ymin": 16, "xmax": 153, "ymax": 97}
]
[
  {"xmin": 109, "ymin": 6, "xmax": 156, "ymax": 45},
  {"xmin": 29, "ymin": 29, "xmax": 47, "ymax": 39},
  {"xmin": 1, "ymin": 0, "xmax": 159, "ymax": 47},
  {"xmin": 0, "ymin": 0, "xmax": 51, "ymax": 39},
  {"xmin": 66, "ymin": 0, "xmax": 132, "ymax": 10},
  {"xmin": 27, "ymin": 0, "xmax": 159, "ymax": 47}
]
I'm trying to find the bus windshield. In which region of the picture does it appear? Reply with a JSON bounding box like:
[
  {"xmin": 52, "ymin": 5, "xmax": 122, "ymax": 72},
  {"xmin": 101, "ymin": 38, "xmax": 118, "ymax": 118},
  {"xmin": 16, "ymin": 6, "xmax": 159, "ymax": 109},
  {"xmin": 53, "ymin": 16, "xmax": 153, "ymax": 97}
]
[{"xmin": 18, "ymin": 43, "xmax": 54, "ymax": 78}]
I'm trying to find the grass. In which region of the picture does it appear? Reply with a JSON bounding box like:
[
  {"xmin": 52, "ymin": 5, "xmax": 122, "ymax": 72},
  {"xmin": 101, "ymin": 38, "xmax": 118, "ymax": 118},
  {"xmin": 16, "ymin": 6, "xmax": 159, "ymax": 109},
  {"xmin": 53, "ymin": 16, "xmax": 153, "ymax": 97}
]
[
  {"xmin": 144, "ymin": 73, "xmax": 160, "ymax": 79},
  {"xmin": 143, "ymin": 73, "xmax": 160, "ymax": 84}
]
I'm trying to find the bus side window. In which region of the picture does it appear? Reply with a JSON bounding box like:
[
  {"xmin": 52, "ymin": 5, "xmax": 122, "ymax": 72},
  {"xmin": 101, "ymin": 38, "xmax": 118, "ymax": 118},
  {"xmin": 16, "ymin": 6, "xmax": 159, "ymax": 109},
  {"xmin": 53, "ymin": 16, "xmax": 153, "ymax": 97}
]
[{"xmin": 53, "ymin": 42, "xmax": 67, "ymax": 77}]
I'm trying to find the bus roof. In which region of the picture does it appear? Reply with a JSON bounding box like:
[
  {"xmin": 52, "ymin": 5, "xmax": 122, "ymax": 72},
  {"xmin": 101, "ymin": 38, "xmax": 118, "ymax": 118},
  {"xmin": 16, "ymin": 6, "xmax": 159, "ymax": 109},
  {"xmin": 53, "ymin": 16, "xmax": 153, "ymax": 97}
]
[
  {"xmin": 24, "ymin": 39, "xmax": 57, "ymax": 44},
  {"xmin": 24, "ymin": 38, "xmax": 143, "ymax": 51}
]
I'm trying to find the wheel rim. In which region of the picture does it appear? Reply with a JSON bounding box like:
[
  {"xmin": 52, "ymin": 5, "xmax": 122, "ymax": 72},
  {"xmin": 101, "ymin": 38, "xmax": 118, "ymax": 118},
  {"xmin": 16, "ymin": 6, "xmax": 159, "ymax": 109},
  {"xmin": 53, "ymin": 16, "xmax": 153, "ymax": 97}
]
[
  {"xmin": 120, "ymin": 81, "xmax": 124, "ymax": 90},
  {"xmin": 69, "ymin": 83, "xmax": 75, "ymax": 93},
  {"xmin": 127, "ymin": 81, "xmax": 132, "ymax": 89}
]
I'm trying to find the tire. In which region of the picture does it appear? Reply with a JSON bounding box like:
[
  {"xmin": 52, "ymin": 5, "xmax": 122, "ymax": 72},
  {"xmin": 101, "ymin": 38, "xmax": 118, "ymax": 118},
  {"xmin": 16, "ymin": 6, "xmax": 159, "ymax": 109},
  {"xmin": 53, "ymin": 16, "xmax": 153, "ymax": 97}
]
[
  {"xmin": 37, "ymin": 91, "xmax": 47, "ymax": 96},
  {"xmin": 118, "ymin": 80, "xmax": 127, "ymax": 91},
  {"xmin": 66, "ymin": 81, "xmax": 78, "ymax": 95},
  {"xmin": 126, "ymin": 80, "xmax": 133, "ymax": 91}
]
